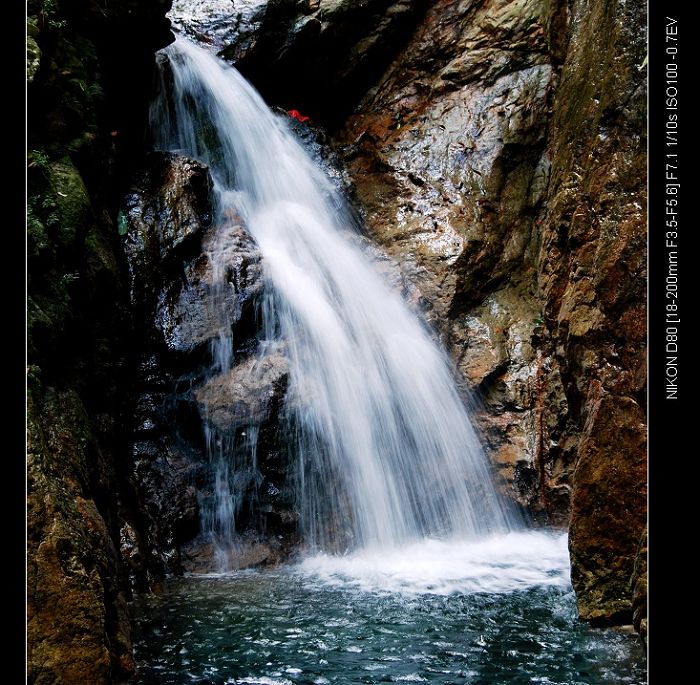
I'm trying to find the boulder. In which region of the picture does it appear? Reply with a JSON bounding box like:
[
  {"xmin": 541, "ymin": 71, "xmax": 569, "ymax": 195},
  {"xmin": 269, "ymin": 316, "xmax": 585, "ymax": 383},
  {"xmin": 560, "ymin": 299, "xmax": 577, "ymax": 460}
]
[{"xmin": 195, "ymin": 347, "xmax": 289, "ymax": 431}]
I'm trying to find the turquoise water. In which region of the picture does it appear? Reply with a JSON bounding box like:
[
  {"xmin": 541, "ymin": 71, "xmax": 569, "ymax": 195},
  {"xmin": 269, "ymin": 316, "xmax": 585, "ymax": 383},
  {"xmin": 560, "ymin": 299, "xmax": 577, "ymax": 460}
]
[{"xmin": 132, "ymin": 536, "xmax": 646, "ymax": 685}]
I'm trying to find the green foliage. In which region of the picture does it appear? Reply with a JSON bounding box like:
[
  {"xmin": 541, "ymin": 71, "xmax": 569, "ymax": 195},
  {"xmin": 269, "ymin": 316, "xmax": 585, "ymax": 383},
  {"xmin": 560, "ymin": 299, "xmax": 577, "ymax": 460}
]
[
  {"xmin": 39, "ymin": 0, "xmax": 60, "ymax": 19},
  {"xmin": 84, "ymin": 82, "xmax": 103, "ymax": 100},
  {"xmin": 28, "ymin": 192, "xmax": 61, "ymax": 231},
  {"xmin": 36, "ymin": 0, "xmax": 67, "ymax": 30},
  {"xmin": 48, "ymin": 17, "xmax": 67, "ymax": 30},
  {"xmin": 28, "ymin": 149, "xmax": 51, "ymax": 172},
  {"xmin": 26, "ymin": 364, "xmax": 42, "ymax": 392},
  {"xmin": 27, "ymin": 17, "xmax": 42, "ymax": 82},
  {"xmin": 27, "ymin": 204, "xmax": 51, "ymax": 260}
]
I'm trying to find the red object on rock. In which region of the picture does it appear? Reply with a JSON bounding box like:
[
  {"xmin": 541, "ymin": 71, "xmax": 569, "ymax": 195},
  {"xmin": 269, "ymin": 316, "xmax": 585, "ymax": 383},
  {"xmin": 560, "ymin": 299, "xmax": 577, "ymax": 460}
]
[{"xmin": 287, "ymin": 109, "xmax": 311, "ymax": 123}]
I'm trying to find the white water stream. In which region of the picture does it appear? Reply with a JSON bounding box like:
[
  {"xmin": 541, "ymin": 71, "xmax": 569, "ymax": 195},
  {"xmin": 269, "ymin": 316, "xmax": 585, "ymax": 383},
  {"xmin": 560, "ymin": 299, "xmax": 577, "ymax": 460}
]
[{"xmin": 152, "ymin": 36, "xmax": 520, "ymax": 559}]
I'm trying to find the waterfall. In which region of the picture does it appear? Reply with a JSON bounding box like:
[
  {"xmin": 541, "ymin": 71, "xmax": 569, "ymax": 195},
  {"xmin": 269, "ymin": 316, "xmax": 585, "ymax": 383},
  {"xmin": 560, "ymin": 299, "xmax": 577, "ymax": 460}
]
[{"xmin": 150, "ymin": 37, "xmax": 517, "ymax": 559}]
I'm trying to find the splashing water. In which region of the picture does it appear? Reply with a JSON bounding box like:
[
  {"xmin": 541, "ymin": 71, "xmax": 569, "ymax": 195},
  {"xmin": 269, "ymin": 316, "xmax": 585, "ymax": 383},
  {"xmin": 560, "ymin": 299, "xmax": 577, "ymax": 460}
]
[
  {"xmin": 150, "ymin": 36, "xmax": 518, "ymax": 559},
  {"xmin": 131, "ymin": 536, "xmax": 647, "ymax": 685}
]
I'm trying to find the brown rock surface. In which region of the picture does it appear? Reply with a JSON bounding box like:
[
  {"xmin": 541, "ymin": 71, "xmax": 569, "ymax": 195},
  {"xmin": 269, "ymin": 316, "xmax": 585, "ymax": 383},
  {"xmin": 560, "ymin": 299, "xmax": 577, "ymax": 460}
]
[
  {"xmin": 568, "ymin": 390, "xmax": 646, "ymax": 624},
  {"xmin": 195, "ymin": 348, "xmax": 289, "ymax": 431},
  {"xmin": 538, "ymin": 0, "xmax": 646, "ymax": 624},
  {"xmin": 336, "ymin": 0, "xmax": 563, "ymax": 518},
  {"xmin": 333, "ymin": 0, "xmax": 646, "ymax": 625},
  {"xmin": 27, "ymin": 389, "xmax": 135, "ymax": 683}
]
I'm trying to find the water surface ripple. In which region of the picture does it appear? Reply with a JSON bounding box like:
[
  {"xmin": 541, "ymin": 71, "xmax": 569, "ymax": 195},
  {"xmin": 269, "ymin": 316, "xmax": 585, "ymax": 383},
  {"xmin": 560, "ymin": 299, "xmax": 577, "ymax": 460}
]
[{"xmin": 133, "ymin": 533, "xmax": 645, "ymax": 685}]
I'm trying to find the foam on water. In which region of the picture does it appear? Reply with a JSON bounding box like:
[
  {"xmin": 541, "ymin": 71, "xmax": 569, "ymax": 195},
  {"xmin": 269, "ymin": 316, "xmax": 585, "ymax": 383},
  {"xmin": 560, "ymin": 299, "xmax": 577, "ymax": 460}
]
[{"xmin": 297, "ymin": 531, "xmax": 570, "ymax": 596}]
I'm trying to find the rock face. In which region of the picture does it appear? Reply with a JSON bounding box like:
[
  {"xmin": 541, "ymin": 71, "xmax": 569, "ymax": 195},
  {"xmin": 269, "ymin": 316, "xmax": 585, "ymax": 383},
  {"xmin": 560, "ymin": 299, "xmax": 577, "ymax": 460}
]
[
  {"xmin": 148, "ymin": 0, "xmax": 646, "ymax": 627},
  {"xmin": 175, "ymin": 0, "xmax": 430, "ymax": 127},
  {"xmin": 236, "ymin": 0, "xmax": 430, "ymax": 126},
  {"xmin": 122, "ymin": 152, "xmax": 298, "ymax": 575},
  {"xmin": 120, "ymin": 154, "xmax": 214, "ymax": 580},
  {"xmin": 630, "ymin": 528, "xmax": 648, "ymax": 640},
  {"xmin": 195, "ymin": 350, "xmax": 289, "ymax": 431},
  {"xmin": 329, "ymin": 0, "xmax": 646, "ymax": 626},
  {"xmin": 335, "ymin": 0, "xmax": 564, "ymax": 517},
  {"xmin": 542, "ymin": 0, "xmax": 647, "ymax": 625},
  {"xmin": 27, "ymin": 1, "xmax": 173, "ymax": 682},
  {"xmin": 169, "ymin": 0, "xmax": 268, "ymax": 53},
  {"xmin": 27, "ymin": 388, "xmax": 134, "ymax": 682}
]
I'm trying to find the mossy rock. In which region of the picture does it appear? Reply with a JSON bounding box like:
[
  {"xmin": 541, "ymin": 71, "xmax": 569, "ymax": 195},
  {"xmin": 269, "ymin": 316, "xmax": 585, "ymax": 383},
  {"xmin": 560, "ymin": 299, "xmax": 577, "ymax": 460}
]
[
  {"xmin": 27, "ymin": 205, "xmax": 51, "ymax": 262},
  {"xmin": 27, "ymin": 289, "xmax": 72, "ymax": 360},
  {"xmin": 48, "ymin": 157, "xmax": 92, "ymax": 249},
  {"xmin": 84, "ymin": 222, "xmax": 120, "ymax": 283},
  {"xmin": 27, "ymin": 17, "xmax": 41, "ymax": 83}
]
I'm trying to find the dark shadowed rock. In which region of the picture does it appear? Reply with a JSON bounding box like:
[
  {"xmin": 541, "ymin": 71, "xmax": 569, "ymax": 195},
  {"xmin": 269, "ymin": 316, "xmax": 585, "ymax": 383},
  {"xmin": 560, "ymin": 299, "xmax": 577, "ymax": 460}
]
[
  {"xmin": 123, "ymin": 152, "xmax": 213, "ymax": 304},
  {"xmin": 154, "ymin": 222, "xmax": 264, "ymax": 355},
  {"xmin": 121, "ymin": 153, "xmax": 216, "ymax": 575},
  {"xmin": 630, "ymin": 529, "xmax": 647, "ymax": 640},
  {"xmin": 27, "ymin": 2, "xmax": 174, "ymax": 678},
  {"xmin": 226, "ymin": 0, "xmax": 430, "ymax": 126},
  {"xmin": 121, "ymin": 150, "xmax": 300, "ymax": 575}
]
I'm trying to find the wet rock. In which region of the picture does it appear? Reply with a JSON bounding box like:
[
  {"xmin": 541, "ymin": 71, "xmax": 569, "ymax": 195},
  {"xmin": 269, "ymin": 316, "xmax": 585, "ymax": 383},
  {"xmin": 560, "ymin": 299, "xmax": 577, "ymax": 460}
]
[
  {"xmin": 123, "ymin": 151, "xmax": 214, "ymax": 306},
  {"xmin": 121, "ymin": 150, "xmax": 300, "ymax": 576},
  {"xmin": 450, "ymin": 287, "xmax": 539, "ymax": 507},
  {"xmin": 630, "ymin": 529, "xmax": 647, "ymax": 640},
  {"xmin": 195, "ymin": 348, "xmax": 290, "ymax": 431},
  {"xmin": 333, "ymin": 0, "xmax": 645, "ymax": 629},
  {"xmin": 131, "ymin": 439, "xmax": 202, "ymax": 573},
  {"xmin": 335, "ymin": 0, "xmax": 560, "ymax": 517},
  {"xmin": 121, "ymin": 152, "xmax": 218, "ymax": 576},
  {"xmin": 124, "ymin": 152, "xmax": 265, "ymax": 357},
  {"xmin": 538, "ymin": 0, "xmax": 646, "ymax": 626},
  {"xmin": 169, "ymin": 0, "xmax": 268, "ymax": 55},
  {"xmin": 281, "ymin": 110, "xmax": 357, "ymax": 199},
  {"xmin": 229, "ymin": 0, "xmax": 429, "ymax": 126},
  {"xmin": 340, "ymin": 61, "xmax": 554, "ymax": 325},
  {"xmin": 568, "ymin": 391, "xmax": 646, "ymax": 625},
  {"xmin": 181, "ymin": 537, "xmax": 290, "ymax": 573},
  {"xmin": 154, "ymin": 223, "xmax": 264, "ymax": 355}
]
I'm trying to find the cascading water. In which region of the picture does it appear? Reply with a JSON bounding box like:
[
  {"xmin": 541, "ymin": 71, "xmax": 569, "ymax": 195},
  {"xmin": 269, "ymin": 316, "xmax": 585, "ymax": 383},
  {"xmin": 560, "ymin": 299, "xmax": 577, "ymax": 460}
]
[
  {"xmin": 131, "ymin": 30, "xmax": 646, "ymax": 685},
  {"xmin": 150, "ymin": 36, "xmax": 518, "ymax": 562}
]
